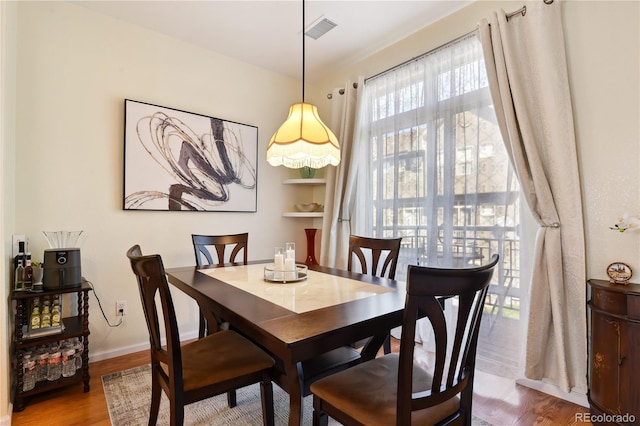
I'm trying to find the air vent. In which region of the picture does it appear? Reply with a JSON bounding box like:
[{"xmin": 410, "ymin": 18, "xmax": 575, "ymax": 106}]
[{"xmin": 305, "ymin": 17, "xmax": 337, "ymax": 40}]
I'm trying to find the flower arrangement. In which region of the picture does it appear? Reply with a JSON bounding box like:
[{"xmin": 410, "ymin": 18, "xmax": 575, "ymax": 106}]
[{"xmin": 610, "ymin": 214, "xmax": 640, "ymax": 233}]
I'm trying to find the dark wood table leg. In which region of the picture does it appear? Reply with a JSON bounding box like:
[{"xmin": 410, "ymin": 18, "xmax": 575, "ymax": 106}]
[
  {"xmin": 360, "ymin": 332, "xmax": 388, "ymax": 361},
  {"xmin": 283, "ymin": 362, "xmax": 304, "ymax": 426}
]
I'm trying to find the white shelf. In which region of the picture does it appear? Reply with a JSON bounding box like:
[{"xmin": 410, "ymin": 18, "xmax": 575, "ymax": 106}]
[
  {"xmin": 283, "ymin": 178, "xmax": 326, "ymax": 185},
  {"xmin": 282, "ymin": 212, "xmax": 324, "ymax": 218}
]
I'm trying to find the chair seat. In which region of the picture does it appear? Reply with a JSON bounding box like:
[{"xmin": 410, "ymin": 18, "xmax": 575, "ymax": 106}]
[
  {"xmin": 300, "ymin": 346, "xmax": 362, "ymax": 395},
  {"xmin": 310, "ymin": 354, "xmax": 460, "ymax": 426},
  {"xmin": 162, "ymin": 330, "xmax": 275, "ymax": 393}
]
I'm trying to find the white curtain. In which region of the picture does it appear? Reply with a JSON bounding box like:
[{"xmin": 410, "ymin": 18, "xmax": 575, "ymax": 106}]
[
  {"xmin": 320, "ymin": 78, "xmax": 364, "ymax": 269},
  {"xmin": 479, "ymin": 1, "xmax": 587, "ymax": 393},
  {"xmin": 353, "ymin": 33, "xmax": 523, "ymax": 349}
]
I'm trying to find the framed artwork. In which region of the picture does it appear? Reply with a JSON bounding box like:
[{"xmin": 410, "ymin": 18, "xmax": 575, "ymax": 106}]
[{"xmin": 123, "ymin": 99, "xmax": 257, "ymax": 212}]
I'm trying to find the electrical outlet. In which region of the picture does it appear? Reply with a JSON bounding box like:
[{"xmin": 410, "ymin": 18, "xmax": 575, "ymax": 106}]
[{"xmin": 116, "ymin": 300, "xmax": 127, "ymax": 316}]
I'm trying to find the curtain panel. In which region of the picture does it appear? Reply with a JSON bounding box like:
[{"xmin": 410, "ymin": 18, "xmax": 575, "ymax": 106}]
[
  {"xmin": 478, "ymin": 1, "xmax": 587, "ymax": 393},
  {"xmin": 320, "ymin": 78, "xmax": 364, "ymax": 269}
]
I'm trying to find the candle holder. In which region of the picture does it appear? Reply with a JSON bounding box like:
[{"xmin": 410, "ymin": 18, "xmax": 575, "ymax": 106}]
[{"xmin": 264, "ymin": 264, "xmax": 308, "ymax": 283}]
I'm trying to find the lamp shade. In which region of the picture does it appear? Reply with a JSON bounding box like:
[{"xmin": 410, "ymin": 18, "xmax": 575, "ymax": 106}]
[{"xmin": 267, "ymin": 102, "xmax": 341, "ymax": 169}]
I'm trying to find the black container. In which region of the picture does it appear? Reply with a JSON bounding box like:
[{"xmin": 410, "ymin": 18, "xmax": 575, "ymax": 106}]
[{"xmin": 43, "ymin": 249, "xmax": 82, "ymax": 289}]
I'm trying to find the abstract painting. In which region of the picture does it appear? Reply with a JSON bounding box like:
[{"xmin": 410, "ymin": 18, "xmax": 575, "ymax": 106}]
[{"xmin": 123, "ymin": 99, "xmax": 257, "ymax": 212}]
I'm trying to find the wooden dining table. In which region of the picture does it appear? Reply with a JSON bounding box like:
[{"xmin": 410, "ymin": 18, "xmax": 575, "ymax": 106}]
[{"xmin": 166, "ymin": 261, "xmax": 406, "ymax": 426}]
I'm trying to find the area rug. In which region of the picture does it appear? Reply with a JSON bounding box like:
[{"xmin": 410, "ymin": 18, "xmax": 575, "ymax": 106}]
[{"xmin": 102, "ymin": 364, "xmax": 493, "ymax": 425}]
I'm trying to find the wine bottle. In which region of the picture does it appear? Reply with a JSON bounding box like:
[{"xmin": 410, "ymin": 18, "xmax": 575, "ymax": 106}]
[
  {"xmin": 24, "ymin": 252, "xmax": 33, "ymax": 290},
  {"xmin": 14, "ymin": 258, "xmax": 25, "ymax": 291},
  {"xmin": 14, "ymin": 241, "xmax": 25, "ymax": 270}
]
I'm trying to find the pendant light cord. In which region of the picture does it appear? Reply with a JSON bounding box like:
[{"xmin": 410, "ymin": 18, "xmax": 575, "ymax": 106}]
[{"xmin": 302, "ymin": 0, "xmax": 306, "ymax": 103}]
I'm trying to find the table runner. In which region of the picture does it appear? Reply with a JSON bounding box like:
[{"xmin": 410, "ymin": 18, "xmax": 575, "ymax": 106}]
[{"xmin": 200, "ymin": 264, "xmax": 393, "ymax": 313}]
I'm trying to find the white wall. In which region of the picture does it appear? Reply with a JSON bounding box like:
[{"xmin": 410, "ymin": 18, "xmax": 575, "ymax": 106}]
[
  {"xmin": 9, "ymin": 1, "xmax": 319, "ymax": 363},
  {"xmin": 316, "ymin": 0, "xmax": 640, "ymax": 282}
]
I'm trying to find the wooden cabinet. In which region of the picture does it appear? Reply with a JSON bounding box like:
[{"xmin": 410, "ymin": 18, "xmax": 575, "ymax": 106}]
[
  {"xmin": 11, "ymin": 281, "xmax": 92, "ymax": 411},
  {"xmin": 588, "ymin": 279, "xmax": 640, "ymax": 425}
]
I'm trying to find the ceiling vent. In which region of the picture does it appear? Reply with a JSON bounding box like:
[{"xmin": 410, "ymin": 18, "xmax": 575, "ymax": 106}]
[{"xmin": 305, "ymin": 17, "xmax": 337, "ymax": 40}]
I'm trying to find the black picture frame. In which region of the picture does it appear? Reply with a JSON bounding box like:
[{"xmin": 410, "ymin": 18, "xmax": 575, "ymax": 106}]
[{"xmin": 123, "ymin": 99, "xmax": 258, "ymax": 212}]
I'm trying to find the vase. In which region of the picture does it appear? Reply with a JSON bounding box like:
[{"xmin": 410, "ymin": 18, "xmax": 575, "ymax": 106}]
[
  {"xmin": 304, "ymin": 228, "xmax": 319, "ymax": 266},
  {"xmin": 299, "ymin": 167, "xmax": 316, "ymax": 179}
]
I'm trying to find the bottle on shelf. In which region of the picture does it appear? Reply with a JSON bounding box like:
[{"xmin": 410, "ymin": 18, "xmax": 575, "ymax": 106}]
[
  {"xmin": 14, "ymin": 241, "xmax": 25, "ymax": 270},
  {"xmin": 51, "ymin": 296, "xmax": 61, "ymax": 328},
  {"xmin": 14, "ymin": 258, "xmax": 25, "ymax": 292},
  {"xmin": 61, "ymin": 348, "xmax": 76, "ymax": 378},
  {"xmin": 41, "ymin": 304, "xmax": 51, "ymax": 329},
  {"xmin": 47, "ymin": 350, "xmax": 62, "ymax": 381},
  {"xmin": 24, "ymin": 252, "xmax": 33, "ymax": 291},
  {"xmin": 35, "ymin": 350, "xmax": 48, "ymax": 382},
  {"xmin": 73, "ymin": 338, "xmax": 83, "ymax": 371},
  {"xmin": 23, "ymin": 357, "xmax": 36, "ymax": 392},
  {"xmin": 14, "ymin": 240, "xmax": 26, "ymax": 291}
]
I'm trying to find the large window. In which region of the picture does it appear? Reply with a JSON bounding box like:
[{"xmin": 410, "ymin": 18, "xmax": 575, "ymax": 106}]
[{"xmin": 354, "ymin": 33, "xmax": 523, "ymax": 378}]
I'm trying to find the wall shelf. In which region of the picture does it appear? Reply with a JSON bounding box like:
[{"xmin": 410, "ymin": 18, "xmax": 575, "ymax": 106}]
[
  {"xmin": 282, "ymin": 212, "xmax": 324, "ymax": 218},
  {"xmin": 282, "ymin": 178, "xmax": 326, "ymax": 218},
  {"xmin": 283, "ymin": 178, "xmax": 326, "ymax": 185}
]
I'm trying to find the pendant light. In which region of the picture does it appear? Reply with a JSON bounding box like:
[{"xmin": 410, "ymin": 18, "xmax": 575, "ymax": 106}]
[{"xmin": 266, "ymin": 0, "xmax": 340, "ymax": 169}]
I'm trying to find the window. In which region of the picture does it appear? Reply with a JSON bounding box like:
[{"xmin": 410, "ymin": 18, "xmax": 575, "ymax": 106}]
[{"xmin": 354, "ymin": 33, "xmax": 524, "ymax": 379}]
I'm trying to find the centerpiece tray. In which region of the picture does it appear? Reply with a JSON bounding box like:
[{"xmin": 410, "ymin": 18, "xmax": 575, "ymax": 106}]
[{"xmin": 264, "ymin": 264, "xmax": 308, "ymax": 283}]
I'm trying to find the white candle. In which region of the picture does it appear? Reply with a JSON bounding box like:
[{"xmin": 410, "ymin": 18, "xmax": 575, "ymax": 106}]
[
  {"xmin": 286, "ymin": 249, "xmax": 295, "ymax": 260},
  {"xmin": 274, "ymin": 253, "xmax": 284, "ymax": 271},
  {"xmin": 285, "ymin": 243, "xmax": 295, "ymax": 261},
  {"xmin": 284, "ymin": 258, "xmax": 296, "ymax": 280},
  {"xmin": 284, "ymin": 258, "xmax": 295, "ymax": 271}
]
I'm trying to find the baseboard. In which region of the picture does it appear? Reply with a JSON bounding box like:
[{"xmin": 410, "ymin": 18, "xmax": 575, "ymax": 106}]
[
  {"xmin": 515, "ymin": 377, "xmax": 589, "ymax": 408},
  {"xmin": 88, "ymin": 330, "xmax": 198, "ymax": 363},
  {"xmin": 1, "ymin": 410, "xmax": 11, "ymax": 426}
]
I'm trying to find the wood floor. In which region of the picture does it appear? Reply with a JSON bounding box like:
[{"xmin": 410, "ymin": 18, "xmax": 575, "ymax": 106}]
[{"xmin": 11, "ymin": 341, "xmax": 589, "ymax": 426}]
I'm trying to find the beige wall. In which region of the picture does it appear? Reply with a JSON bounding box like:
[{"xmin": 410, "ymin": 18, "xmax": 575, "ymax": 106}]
[
  {"xmin": 1, "ymin": 1, "xmax": 17, "ymax": 422},
  {"xmin": 316, "ymin": 0, "xmax": 640, "ymax": 282}
]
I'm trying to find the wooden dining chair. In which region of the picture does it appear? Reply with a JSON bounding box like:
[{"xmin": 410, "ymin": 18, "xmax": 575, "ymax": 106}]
[
  {"xmin": 191, "ymin": 233, "xmax": 248, "ymax": 338},
  {"xmin": 126, "ymin": 245, "xmax": 275, "ymax": 426},
  {"xmin": 347, "ymin": 235, "xmax": 402, "ymax": 354},
  {"xmin": 310, "ymin": 254, "xmax": 499, "ymax": 426}
]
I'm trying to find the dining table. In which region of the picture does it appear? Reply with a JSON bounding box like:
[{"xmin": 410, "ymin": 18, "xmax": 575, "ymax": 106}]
[{"xmin": 166, "ymin": 261, "xmax": 406, "ymax": 426}]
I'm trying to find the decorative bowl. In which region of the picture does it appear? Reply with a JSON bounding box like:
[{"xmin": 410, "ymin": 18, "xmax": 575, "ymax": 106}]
[{"xmin": 295, "ymin": 203, "xmax": 321, "ymax": 212}]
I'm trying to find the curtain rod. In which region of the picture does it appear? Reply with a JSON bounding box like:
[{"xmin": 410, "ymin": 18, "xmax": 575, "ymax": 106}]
[
  {"xmin": 327, "ymin": 82, "xmax": 359, "ymax": 99},
  {"xmin": 327, "ymin": 0, "xmax": 554, "ymax": 98},
  {"xmin": 507, "ymin": 0, "xmax": 554, "ymax": 21},
  {"xmin": 364, "ymin": 28, "xmax": 478, "ymax": 84}
]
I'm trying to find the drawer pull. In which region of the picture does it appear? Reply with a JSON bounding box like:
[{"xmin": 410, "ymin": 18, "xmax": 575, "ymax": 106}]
[{"xmin": 619, "ymin": 354, "xmax": 626, "ymax": 365}]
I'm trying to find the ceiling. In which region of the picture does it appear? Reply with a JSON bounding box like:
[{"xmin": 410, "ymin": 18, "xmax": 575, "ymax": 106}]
[{"xmin": 72, "ymin": 1, "xmax": 472, "ymax": 83}]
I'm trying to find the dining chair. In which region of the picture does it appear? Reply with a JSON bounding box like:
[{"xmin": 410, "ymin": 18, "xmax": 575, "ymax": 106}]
[
  {"xmin": 126, "ymin": 245, "xmax": 275, "ymax": 426},
  {"xmin": 347, "ymin": 235, "xmax": 402, "ymax": 354},
  {"xmin": 191, "ymin": 233, "xmax": 248, "ymax": 338},
  {"xmin": 310, "ymin": 254, "xmax": 499, "ymax": 426}
]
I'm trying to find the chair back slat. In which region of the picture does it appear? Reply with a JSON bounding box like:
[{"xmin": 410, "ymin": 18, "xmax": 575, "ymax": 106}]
[
  {"xmin": 192, "ymin": 233, "xmax": 248, "ymax": 267},
  {"xmin": 347, "ymin": 235, "xmax": 402, "ymax": 279},
  {"xmin": 397, "ymin": 254, "xmax": 499, "ymax": 424}
]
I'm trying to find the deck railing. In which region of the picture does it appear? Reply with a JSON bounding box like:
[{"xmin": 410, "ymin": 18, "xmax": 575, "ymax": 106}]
[{"xmin": 387, "ymin": 225, "xmax": 521, "ymax": 322}]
